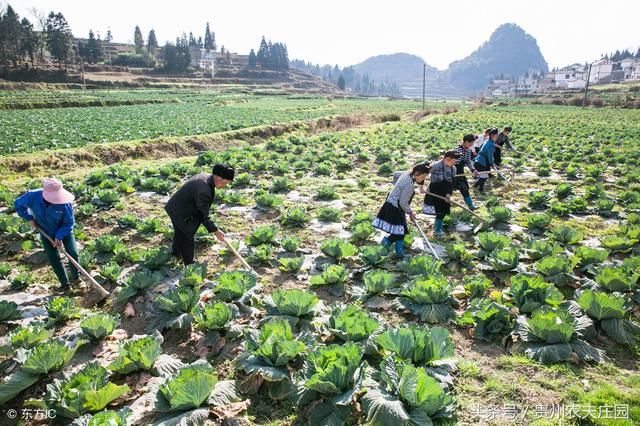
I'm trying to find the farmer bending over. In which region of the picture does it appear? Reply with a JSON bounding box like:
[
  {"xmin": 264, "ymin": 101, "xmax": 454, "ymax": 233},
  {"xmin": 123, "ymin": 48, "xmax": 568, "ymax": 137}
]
[
  {"xmin": 421, "ymin": 151, "xmax": 459, "ymax": 237},
  {"xmin": 165, "ymin": 163, "xmax": 234, "ymax": 265},
  {"xmin": 372, "ymin": 162, "xmax": 431, "ymax": 259},
  {"xmin": 14, "ymin": 178, "xmax": 79, "ymax": 290}
]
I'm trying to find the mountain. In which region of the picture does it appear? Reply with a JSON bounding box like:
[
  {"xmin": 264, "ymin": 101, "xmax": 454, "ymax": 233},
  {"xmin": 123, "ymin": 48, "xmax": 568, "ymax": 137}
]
[
  {"xmin": 296, "ymin": 23, "xmax": 548, "ymax": 97},
  {"xmin": 353, "ymin": 53, "xmax": 437, "ymax": 83},
  {"xmin": 353, "ymin": 53, "xmax": 438, "ymax": 97},
  {"xmin": 445, "ymin": 23, "xmax": 548, "ymax": 92}
]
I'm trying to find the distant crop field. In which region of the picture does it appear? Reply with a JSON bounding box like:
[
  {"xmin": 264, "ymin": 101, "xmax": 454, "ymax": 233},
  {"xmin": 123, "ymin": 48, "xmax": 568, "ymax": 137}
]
[{"xmin": 0, "ymin": 90, "xmax": 437, "ymax": 155}]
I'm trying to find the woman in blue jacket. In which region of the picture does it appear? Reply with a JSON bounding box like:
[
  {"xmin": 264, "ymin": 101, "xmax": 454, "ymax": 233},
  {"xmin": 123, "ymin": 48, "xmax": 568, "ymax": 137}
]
[
  {"xmin": 473, "ymin": 128, "xmax": 499, "ymax": 193},
  {"xmin": 14, "ymin": 178, "xmax": 79, "ymax": 289}
]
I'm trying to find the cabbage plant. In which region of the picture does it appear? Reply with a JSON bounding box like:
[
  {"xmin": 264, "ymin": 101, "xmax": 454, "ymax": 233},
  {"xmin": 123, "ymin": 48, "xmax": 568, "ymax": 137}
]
[
  {"xmin": 398, "ymin": 277, "xmax": 456, "ymax": 324},
  {"xmin": 510, "ymin": 308, "xmax": 605, "ymax": 364},
  {"xmin": 577, "ymin": 290, "xmax": 640, "ymax": 346},
  {"xmin": 80, "ymin": 313, "xmax": 119, "ymax": 341}
]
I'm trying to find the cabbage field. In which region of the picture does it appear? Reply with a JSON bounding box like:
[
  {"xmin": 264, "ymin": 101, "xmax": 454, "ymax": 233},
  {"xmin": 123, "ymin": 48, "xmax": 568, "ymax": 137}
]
[
  {"xmin": 0, "ymin": 91, "xmax": 432, "ymax": 155},
  {"xmin": 0, "ymin": 97, "xmax": 639, "ymax": 425}
]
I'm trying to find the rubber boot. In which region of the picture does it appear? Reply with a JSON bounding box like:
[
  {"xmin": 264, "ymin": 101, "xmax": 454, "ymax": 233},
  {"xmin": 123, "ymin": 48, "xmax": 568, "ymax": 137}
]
[
  {"xmin": 463, "ymin": 195, "xmax": 477, "ymax": 210},
  {"xmin": 434, "ymin": 219, "xmax": 444, "ymax": 237},
  {"xmin": 381, "ymin": 236, "xmax": 392, "ymax": 248},
  {"xmin": 394, "ymin": 240, "xmax": 405, "ymax": 259}
]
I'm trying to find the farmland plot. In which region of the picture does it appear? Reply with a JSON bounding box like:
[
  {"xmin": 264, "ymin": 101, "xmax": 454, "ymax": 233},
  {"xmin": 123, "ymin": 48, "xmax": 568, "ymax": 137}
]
[
  {"xmin": 0, "ymin": 93, "xmax": 438, "ymax": 154},
  {"xmin": 0, "ymin": 104, "xmax": 638, "ymax": 425}
]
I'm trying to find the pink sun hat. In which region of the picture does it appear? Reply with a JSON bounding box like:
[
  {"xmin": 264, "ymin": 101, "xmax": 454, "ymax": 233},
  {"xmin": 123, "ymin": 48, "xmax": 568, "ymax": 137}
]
[{"xmin": 42, "ymin": 178, "xmax": 75, "ymax": 204}]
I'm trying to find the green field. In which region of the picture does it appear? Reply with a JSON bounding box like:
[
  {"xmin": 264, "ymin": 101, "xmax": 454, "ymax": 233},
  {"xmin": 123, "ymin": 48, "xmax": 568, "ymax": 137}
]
[
  {"xmin": 0, "ymin": 94, "xmax": 638, "ymax": 425},
  {"xmin": 0, "ymin": 90, "xmax": 443, "ymax": 155}
]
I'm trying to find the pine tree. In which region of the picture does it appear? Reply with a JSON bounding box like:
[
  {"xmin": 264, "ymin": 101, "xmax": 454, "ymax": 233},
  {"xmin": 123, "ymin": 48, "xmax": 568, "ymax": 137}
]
[
  {"xmin": 86, "ymin": 29, "xmax": 103, "ymax": 64},
  {"xmin": 337, "ymin": 74, "xmax": 345, "ymax": 90},
  {"xmin": 256, "ymin": 36, "xmax": 268, "ymax": 67},
  {"xmin": 248, "ymin": 49, "xmax": 256, "ymax": 67},
  {"xmin": 19, "ymin": 17, "xmax": 38, "ymax": 65},
  {"xmin": 105, "ymin": 28, "xmax": 113, "ymax": 42},
  {"xmin": 87, "ymin": 30, "xmax": 97, "ymax": 63},
  {"xmin": 164, "ymin": 36, "xmax": 190, "ymax": 72},
  {"xmin": 188, "ymin": 32, "xmax": 197, "ymax": 47},
  {"xmin": 612, "ymin": 50, "xmax": 621, "ymax": 62},
  {"xmin": 134, "ymin": 25, "xmax": 144, "ymax": 53},
  {"xmin": 197, "ymin": 36, "xmax": 203, "ymax": 49},
  {"xmin": 636, "ymin": 47, "xmax": 640, "ymax": 59},
  {"xmin": 45, "ymin": 12, "xmax": 73, "ymax": 69},
  {"xmin": 0, "ymin": 6, "xmax": 22, "ymax": 65},
  {"xmin": 266, "ymin": 41, "xmax": 273, "ymax": 68},
  {"xmin": 281, "ymin": 43, "xmax": 289, "ymax": 69},
  {"xmin": 147, "ymin": 29, "xmax": 158, "ymax": 49},
  {"xmin": 204, "ymin": 22, "xmax": 214, "ymax": 51}
]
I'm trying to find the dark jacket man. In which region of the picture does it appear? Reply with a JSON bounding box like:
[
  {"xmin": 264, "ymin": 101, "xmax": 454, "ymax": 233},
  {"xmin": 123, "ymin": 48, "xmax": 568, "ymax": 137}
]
[{"xmin": 165, "ymin": 164, "xmax": 234, "ymax": 264}]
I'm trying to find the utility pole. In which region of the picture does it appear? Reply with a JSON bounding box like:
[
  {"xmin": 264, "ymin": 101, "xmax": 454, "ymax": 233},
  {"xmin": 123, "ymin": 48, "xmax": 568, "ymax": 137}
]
[
  {"xmin": 80, "ymin": 58, "xmax": 86, "ymax": 91},
  {"xmin": 422, "ymin": 63, "xmax": 426, "ymax": 110},
  {"xmin": 583, "ymin": 63, "xmax": 592, "ymax": 107}
]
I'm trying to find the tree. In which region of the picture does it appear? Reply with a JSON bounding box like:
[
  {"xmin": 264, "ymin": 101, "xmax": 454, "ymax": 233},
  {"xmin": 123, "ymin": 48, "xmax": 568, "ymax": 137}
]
[
  {"xmin": 636, "ymin": 47, "xmax": 640, "ymax": 59},
  {"xmin": 86, "ymin": 29, "xmax": 103, "ymax": 64},
  {"xmin": 105, "ymin": 28, "xmax": 113, "ymax": 42},
  {"xmin": 248, "ymin": 48, "xmax": 256, "ymax": 67},
  {"xmin": 28, "ymin": 7, "xmax": 47, "ymax": 63},
  {"xmin": 337, "ymin": 74, "xmax": 345, "ymax": 90},
  {"xmin": 163, "ymin": 36, "xmax": 190, "ymax": 72},
  {"xmin": 45, "ymin": 12, "xmax": 73, "ymax": 69},
  {"xmin": 19, "ymin": 17, "xmax": 37, "ymax": 65},
  {"xmin": 134, "ymin": 25, "xmax": 144, "ymax": 53},
  {"xmin": 147, "ymin": 29, "xmax": 158, "ymax": 49},
  {"xmin": 204, "ymin": 22, "xmax": 215, "ymax": 51},
  {"xmin": 188, "ymin": 32, "xmax": 197, "ymax": 47},
  {"xmin": 197, "ymin": 36, "xmax": 203, "ymax": 49},
  {"xmin": 256, "ymin": 36, "xmax": 268, "ymax": 67},
  {"xmin": 0, "ymin": 5, "xmax": 22, "ymax": 65}
]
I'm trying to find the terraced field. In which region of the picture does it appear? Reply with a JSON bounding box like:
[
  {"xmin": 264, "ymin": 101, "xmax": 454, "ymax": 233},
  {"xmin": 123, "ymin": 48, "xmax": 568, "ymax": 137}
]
[{"xmin": 0, "ymin": 100, "xmax": 638, "ymax": 425}]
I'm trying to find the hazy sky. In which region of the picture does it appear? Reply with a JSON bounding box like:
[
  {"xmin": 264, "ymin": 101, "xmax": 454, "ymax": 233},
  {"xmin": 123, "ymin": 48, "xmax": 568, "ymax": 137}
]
[{"xmin": 10, "ymin": 0, "xmax": 640, "ymax": 70}]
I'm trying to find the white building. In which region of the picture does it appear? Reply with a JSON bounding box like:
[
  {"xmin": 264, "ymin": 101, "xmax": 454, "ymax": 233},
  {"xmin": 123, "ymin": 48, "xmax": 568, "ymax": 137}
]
[
  {"xmin": 189, "ymin": 48, "xmax": 216, "ymax": 74},
  {"xmin": 553, "ymin": 64, "xmax": 587, "ymax": 89},
  {"xmin": 515, "ymin": 76, "xmax": 542, "ymax": 94},
  {"xmin": 621, "ymin": 58, "xmax": 640, "ymax": 81},
  {"xmin": 487, "ymin": 79, "xmax": 515, "ymax": 97},
  {"xmin": 588, "ymin": 59, "xmax": 613, "ymax": 83}
]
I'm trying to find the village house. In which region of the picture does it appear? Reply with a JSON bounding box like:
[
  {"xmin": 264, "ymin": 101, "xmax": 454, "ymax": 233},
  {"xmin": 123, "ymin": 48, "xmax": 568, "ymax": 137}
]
[
  {"xmin": 487, "ymin": 79, "xmax": 514, "ymax": 97},
  {"xmin": 621, "ymin": 58, "xmax": 640, "ymax": 81},
  {"xmin": 553, "ymin": 64, "xmax": 587, "ymax": 89},
  {"xmin": 588, "ymin": 58, "xmax": 613, "ymax": 84},
  {"xmin": 189, "ymin": 48, "xmax": 217, "ymax": 74}
]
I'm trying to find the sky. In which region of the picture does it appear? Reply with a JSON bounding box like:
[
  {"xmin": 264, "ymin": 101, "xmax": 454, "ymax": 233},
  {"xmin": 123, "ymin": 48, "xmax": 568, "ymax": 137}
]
[{"xmin": 9, "ymin": 0, "xmax": 640, "ymax": 70}]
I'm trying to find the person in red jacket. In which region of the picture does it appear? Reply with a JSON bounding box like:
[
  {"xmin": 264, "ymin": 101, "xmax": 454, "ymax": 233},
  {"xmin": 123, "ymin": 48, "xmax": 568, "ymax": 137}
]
[{"xmin": 165, "ymin": 164, "xmax": 234, "ymax": 265}]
